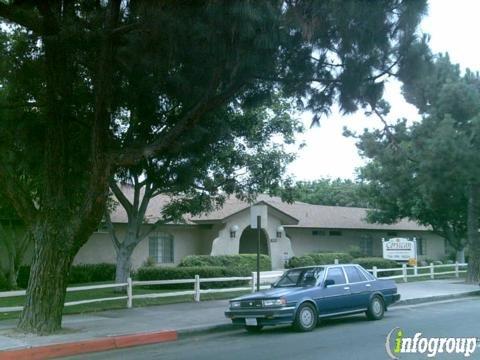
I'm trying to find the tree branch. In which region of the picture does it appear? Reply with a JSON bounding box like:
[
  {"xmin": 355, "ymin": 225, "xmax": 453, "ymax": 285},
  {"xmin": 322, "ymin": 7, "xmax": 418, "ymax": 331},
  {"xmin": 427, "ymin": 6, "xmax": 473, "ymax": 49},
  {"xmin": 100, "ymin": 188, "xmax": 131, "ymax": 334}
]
[
  {"xmin": 112, "ymin": 80, "xmax": 245, "ymax": 167},
  {"xmin": 0, "ymin": 163, "xmax": 37, "ymax": 223},
  {"xmin": 109, "ymin": 180, "xmax": 133, "ymax": 215},
  {"xmin": 104, "ymin": 211, "xmax": 121, "ymax": 251},
  {"xmin": 0, "ymin": 3, "xmax": 44, "ymax": 34}
]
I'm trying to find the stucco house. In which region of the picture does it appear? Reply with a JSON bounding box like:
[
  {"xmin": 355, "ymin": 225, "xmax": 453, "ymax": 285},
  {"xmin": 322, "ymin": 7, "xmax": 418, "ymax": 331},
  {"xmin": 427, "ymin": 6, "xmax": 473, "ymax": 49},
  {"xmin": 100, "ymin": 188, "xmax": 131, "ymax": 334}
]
[{"xmin": 73, "ymin": 193, "xmax": 446, "ymax": 270}]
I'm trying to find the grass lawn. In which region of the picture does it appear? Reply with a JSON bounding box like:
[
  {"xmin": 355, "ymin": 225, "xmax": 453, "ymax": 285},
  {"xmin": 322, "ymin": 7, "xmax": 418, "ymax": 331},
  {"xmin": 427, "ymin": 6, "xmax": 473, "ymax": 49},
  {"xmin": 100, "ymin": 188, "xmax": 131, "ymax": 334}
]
[{"xmin": 0, "ymin": 283, "xmax": 251, "ymax": 322}]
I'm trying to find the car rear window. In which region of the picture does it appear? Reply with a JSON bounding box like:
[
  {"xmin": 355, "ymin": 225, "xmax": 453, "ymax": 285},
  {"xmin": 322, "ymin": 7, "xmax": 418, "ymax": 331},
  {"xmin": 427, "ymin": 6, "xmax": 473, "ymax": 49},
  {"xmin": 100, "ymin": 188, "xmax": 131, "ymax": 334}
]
[
  {"xmin": 344, "ymin": 266, "xmax": 366, "ymax": 283},
  {"xmin": 325, "ymin": 267, "xmax": 346, "ymax": 285}
]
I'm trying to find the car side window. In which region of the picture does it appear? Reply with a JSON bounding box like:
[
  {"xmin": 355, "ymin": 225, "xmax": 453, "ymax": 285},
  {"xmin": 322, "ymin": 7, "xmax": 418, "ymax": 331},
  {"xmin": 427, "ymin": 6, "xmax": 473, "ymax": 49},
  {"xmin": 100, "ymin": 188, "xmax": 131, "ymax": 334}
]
[
  {"xmin": 344, "ymin": 266, "xmax": 365, "ymax": 283},
  {"xmin": 325, "ymin": 267, "xmax": 346, "ymax": 285},
  {"xmin": 359, "ymin": 267, "xmax": 375, "ymax": 281}
]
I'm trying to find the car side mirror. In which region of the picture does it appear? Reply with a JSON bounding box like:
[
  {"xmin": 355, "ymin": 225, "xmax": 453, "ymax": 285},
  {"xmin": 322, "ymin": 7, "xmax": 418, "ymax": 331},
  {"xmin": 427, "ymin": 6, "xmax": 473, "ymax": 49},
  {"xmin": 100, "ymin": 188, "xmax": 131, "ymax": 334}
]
[{"xmin": 324, "ymin": 279, "xmax": 335, "ymax": 287}]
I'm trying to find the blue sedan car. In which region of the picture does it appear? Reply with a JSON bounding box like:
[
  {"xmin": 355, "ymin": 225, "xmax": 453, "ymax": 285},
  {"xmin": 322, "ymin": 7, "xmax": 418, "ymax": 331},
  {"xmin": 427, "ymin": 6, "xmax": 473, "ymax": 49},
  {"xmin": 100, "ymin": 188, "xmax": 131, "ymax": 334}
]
[{"xmin": 225, "ymin": 264, "xmax": 400, "ymax": 332}]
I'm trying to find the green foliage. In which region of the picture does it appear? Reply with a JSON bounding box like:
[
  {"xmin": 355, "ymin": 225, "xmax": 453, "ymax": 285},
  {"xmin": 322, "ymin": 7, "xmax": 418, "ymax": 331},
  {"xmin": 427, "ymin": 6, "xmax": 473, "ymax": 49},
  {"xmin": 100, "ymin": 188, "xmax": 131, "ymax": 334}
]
[
  {"xmin": 179, "ymin": 254, "xmax": 271, "ymax": 272},
  {"xmin": 0, "ymin": 271, "xmax": 10, "ymax": 291},
  {"xmin": 286, "ymin": 178, "xmax": 369, "ymax": 208},
  {"xmin": 352, "ymin": 257, "xmax": 400, "ymax": 275},
  {"xmin": 286, "ymin": 252, "xmax": 353, "ymax": 268},
  {"xmin": 17, "ymin": 264, "xmax": 116, "ymax": 289},
  {"xmin": 135, "ymin": 266, "xmax": 248, "ymax": 289},
  {"xmin": 355, "ymin": 54, "xmax": 480, "ymax": 283},
  {"xmin": 347, "ymin": 245, "xmax": 366, "ymax": 259}
]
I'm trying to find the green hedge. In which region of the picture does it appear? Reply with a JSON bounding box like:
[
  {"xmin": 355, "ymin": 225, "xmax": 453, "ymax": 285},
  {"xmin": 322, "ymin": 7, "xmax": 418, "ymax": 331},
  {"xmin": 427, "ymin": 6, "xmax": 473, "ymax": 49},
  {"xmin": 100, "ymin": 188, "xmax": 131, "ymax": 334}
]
[
  {"xmin": 135, "ymin": 266, "xmax": 249, "ymax": 289},
  {"xmin": 286, "ymin": 252, "xmax": 353, "ymax": 268},
  {"xmin": 17, "ymin": 263, "xmax": 117, "ymax": 289},
  {"xmin": 0, "ymin": 271, "xmax": 10, "ymax": 291},
  {"xmin": 179, "ymin": 254, "xmax": 271, "ymax": 272},
  {"xmin": 352, "ymin": 257, "xmax": 401, "ymax": 276}
]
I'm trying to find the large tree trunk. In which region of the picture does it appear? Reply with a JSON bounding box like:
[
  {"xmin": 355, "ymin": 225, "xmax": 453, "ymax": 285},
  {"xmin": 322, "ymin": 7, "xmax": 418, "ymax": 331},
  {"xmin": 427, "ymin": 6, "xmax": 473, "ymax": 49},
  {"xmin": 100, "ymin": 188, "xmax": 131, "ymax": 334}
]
[
  {"xmin": 115, "ymin": 244, "xmax": 134, "ymax": 285},
  {"xmin": 17, "ymin": 227, "xmax": 76, "ymax": 334},
  {"xmin": 466, "ymin": 184, "xmax": 480, "ymax": 284}
]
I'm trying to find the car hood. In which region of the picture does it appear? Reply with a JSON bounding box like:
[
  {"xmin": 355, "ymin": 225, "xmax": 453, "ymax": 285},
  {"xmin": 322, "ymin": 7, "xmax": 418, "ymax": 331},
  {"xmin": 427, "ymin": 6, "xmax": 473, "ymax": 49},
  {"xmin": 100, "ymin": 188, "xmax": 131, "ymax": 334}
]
[{"xmin": 231, "ymin": 287, "xmax": 302, "ymax": 301}]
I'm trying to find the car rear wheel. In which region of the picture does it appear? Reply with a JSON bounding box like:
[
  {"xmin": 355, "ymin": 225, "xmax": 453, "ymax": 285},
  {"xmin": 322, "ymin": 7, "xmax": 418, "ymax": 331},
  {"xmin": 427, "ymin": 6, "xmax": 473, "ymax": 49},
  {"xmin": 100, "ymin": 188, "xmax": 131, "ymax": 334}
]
[
  {"xmin": 366, "ymin": 295, "xmax": 385, "ymax": 320},
  {"xmin": 245, "ymin": 325, "xmax": 263, "ymax": 333},
  {"xmin": 293, "ymin": 303, "xmax": 317, "ymax": 332}
]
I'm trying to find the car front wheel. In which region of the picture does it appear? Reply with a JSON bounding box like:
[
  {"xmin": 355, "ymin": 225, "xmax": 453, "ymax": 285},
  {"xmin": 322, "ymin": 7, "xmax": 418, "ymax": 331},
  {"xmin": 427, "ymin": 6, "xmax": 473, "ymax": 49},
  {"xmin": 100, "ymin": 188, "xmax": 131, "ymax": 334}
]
[
  {"xmin": 293, "ymin": 303, "xmax": 317, "ymax": 332},
  {"xmin": 366, "ymin": 295, "xmax": 385, "ymax": 320}
]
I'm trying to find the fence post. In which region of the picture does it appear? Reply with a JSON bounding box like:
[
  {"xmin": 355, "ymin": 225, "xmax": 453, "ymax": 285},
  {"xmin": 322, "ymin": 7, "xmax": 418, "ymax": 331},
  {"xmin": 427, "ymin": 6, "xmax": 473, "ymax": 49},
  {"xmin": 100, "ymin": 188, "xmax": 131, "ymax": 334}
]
[
  {"xmin": 455, "ymin": 262, "xmax": 459, "ymax": 278},
  {"xmin": 402, "ymin": 264, "xmax": 407, "ymax": 282},
  {"xmin": 127, "ymin": 277, "xmax": 132, "ymax": 309},
  {"xmin": 413, "ymin": 265, "xmax": 418, "ymax": 277},
  {"xmin": 430, "ymin": 263, "xmax": 434, "ymax": 279},
  {"xmin": 251, "ymin": 272, "xmax": 256, "ymax": 293},
  {"xmin": 194, "ymin": 275, "xmax": 200, "ymax": 302},
  {"xmin": 334, "ymin": 258, "xmax": 339, "ymax": 265},
  {"xmin": 373, "ymin": 266, "xmax": 378, "ymax": 278}
]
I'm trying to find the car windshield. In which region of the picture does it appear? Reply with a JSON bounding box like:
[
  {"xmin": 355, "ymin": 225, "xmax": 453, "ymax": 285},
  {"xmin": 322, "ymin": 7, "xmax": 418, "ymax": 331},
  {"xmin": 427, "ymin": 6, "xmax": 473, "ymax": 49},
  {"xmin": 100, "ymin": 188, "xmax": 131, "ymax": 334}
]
[{"xmin": 273, "ymin": 267, "xmax": 325, "ymax": 288}]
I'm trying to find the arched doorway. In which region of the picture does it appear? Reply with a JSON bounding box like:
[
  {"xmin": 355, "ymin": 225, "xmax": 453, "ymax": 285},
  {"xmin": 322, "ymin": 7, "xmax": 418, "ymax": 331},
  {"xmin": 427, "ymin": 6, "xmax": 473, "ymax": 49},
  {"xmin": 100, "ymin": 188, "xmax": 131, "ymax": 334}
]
[{"xmin": 239, "ymin": 226, "xmax": 269, "ymax": 255}]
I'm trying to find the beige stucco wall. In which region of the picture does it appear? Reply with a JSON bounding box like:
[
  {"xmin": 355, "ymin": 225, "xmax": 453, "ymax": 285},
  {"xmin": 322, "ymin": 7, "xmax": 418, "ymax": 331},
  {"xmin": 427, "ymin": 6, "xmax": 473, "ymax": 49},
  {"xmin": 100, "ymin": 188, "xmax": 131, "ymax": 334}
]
[
  {"xmin": 73, "ymin": 224, "xmax": 208, "ymax": 269},
  {"xmin": 285, "ymin": 228, "xmax": 446, "ymax": 260}
]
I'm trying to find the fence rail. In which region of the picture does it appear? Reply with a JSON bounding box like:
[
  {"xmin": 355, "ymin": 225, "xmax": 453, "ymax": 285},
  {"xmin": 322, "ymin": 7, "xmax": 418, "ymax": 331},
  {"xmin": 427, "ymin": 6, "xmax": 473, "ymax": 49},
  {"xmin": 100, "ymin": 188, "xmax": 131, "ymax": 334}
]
[{"xmin": 0, "ymin": 263, "xmax": 468, "ymax": 314}]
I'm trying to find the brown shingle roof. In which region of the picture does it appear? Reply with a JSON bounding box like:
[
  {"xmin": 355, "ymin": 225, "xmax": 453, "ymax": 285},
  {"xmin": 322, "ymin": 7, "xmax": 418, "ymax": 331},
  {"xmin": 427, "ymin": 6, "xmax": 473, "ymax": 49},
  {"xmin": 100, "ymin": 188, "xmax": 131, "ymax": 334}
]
[{"xmin": 110, "ymin": 187, "xmax": 429, "ymax": 231}]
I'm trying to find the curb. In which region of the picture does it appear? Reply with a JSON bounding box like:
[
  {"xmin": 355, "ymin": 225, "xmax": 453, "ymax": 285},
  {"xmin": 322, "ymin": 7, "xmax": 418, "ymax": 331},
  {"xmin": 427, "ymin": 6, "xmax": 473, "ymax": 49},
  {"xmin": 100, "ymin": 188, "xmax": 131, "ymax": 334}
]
[
  {"xmin": 392, "ymin": 290, "xmax": 480, "ymax": 307},
  {"xmin": 0, "ymin": 330, "xmax": 177, "ymax": 360}
]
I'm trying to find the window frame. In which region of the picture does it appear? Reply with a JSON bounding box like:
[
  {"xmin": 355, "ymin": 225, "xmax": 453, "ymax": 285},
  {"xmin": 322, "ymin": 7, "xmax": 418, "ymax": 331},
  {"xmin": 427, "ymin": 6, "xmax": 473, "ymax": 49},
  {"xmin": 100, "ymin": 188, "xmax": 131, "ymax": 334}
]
[{"xmin": 148, "ymin": 232, "xmax": 174, "ymax": 264}]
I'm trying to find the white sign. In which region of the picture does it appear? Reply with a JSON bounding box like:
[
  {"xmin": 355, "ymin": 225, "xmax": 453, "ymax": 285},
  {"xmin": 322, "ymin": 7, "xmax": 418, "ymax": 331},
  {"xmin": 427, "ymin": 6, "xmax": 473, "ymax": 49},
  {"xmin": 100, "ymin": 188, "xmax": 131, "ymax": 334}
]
[
  {"xmin": 382, "ymin": 237, "xmax": 417, "ymax": 261},
  {"xmin": 250, "ymin": 205, "xmax": 267, "ymax": 229}
]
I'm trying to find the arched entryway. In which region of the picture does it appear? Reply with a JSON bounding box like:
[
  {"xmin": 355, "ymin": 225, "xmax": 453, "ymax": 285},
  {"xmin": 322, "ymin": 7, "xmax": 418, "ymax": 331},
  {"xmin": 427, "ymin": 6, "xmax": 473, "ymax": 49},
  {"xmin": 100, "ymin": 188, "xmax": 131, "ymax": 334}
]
[{"xmin": 239, "ymin": 226, "xmax": 269, "ymax": 255}]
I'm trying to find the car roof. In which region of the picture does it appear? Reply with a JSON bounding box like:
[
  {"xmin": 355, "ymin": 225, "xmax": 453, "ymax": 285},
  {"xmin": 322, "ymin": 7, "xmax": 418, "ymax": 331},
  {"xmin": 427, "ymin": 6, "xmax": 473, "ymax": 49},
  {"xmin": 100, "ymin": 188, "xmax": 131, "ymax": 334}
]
[{"xmin": 287, "ymin": 264, "xmax": 362, "ymax": 270}]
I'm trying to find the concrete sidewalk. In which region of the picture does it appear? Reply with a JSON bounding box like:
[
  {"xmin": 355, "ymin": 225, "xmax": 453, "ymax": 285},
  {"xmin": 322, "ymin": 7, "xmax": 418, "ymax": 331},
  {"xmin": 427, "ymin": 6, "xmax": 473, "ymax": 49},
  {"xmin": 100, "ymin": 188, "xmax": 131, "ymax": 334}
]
[{"xmin": 0, "ymin": 279, "xmax": 478, "ymax": 356}]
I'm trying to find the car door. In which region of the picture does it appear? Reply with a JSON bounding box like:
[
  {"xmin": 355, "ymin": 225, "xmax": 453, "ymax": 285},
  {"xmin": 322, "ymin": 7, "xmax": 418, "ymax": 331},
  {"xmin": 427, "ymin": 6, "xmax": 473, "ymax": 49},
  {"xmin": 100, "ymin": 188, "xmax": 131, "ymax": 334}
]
[
  {"xmin": 316, "ymin": 266, "xmax": 351, "ymax": 315},
  {"xmin": 343, "ymin": 265, "xmax": 370, "ymax": 310}
]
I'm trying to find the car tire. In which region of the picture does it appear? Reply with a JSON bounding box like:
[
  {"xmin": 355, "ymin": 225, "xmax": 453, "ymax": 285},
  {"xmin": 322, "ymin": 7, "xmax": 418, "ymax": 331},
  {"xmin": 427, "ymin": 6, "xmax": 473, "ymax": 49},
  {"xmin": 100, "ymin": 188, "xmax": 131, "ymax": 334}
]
[
  {"xmin": 245, "ymin": 325, "xmax": 263, "ymax": 333},
  {"xmin": 293, "ymin": 303, "xmax": 317, "ymax": 332},
  {"xmin": 366, "ymin": 295, "xmax": 385, "ymax": 320}
]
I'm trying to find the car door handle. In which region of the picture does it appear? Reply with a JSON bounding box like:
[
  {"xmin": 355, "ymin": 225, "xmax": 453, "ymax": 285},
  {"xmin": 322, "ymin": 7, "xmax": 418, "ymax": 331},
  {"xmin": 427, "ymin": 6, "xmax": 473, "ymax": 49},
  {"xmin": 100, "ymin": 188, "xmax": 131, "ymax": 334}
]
[
  {"xmin": 365, "ymin": 284, "xmax": 371, "ymax": 287},
  {"xmin": 343, "ymin": 286, "xmax": 350, "ymax": 290}
]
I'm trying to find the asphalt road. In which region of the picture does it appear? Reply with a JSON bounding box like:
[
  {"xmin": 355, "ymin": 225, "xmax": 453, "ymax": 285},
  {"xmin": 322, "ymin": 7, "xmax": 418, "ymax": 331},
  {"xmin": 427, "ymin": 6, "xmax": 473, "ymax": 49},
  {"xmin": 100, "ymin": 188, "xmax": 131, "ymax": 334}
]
[{"xmin": 65, "ymin": 297, "xmax": 480, "ymax": 360}]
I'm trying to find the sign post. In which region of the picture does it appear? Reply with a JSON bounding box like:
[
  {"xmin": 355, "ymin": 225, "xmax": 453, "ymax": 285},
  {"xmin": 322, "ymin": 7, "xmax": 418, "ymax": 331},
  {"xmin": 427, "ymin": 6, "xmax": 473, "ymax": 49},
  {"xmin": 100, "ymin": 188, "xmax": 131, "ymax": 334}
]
[
  {"xmin": 250, "ymin": 205, "xmax": 267, "ymax": 292},
  {"xmin": 256, "ymin": 216, "xmax": 261, "ymax": 291}
]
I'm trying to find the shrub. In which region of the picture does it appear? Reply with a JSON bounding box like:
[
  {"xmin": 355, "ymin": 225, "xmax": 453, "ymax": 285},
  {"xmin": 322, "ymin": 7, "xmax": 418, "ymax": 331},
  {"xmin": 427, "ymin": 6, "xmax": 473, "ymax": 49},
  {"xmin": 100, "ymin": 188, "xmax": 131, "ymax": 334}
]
[
  {"xmin": 135, "ymin": 266, "xmax": 249, "ymax": 289},
  {"xmin": 17, "ymin": 266, "xmax": 30, "ymax": 289},
  {"xmin": 16, "ymin": 263, "xmax": 116, "ymax": 288},
  {"xmin": 352, "ymin": 257, "xmax": 401, "ymax": 277},
  {"xmin": 286, "ymin": 252, "xmax": 353, "ymax": 268},
  {"xmin": 0, "ymin": 271, "xmax": 10, "ymax": 291},
  {"xmin": 347, "ymin": 245, "xmax": 366, "ymax": 259},
  {"xmin": 179, "ymin": 254, "xmax": 271, "ymax": 272}
]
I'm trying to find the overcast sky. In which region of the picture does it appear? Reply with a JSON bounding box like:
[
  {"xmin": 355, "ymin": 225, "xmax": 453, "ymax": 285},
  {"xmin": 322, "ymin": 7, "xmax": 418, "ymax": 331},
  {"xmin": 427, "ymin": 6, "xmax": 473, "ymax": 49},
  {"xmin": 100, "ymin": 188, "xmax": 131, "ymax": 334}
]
[{"xmin": 288, "ymin": 0, "xmax": 479, "ymax": 181}]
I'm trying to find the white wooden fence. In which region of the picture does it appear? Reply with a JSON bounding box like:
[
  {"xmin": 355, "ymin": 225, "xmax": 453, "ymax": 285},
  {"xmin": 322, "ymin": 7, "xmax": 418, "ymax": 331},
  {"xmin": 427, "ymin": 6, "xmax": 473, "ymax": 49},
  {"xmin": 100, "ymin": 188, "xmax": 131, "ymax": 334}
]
[{"xmin": 0, "ymin": 263, "xmax": 467, "ymax": 314}]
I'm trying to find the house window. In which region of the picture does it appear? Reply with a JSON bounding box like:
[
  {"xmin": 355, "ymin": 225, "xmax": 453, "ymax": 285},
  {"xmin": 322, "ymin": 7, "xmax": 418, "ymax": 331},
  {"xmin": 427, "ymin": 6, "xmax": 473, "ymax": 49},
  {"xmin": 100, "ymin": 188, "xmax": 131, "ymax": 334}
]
[
  {"xmin": 312, "ymin": 230, "xmax": 326, "ymax": 236},
  {"xmin": 149, "ymin": 233, "xmax": 174, "ymax": 263},
  {"xmin": 361, "ymin": 238, "xmax": 373, "ymax": 256},
  {"xmin": 416, "ymin": 237, "xmax": 424, "ymax": 256},
  {"xmin": 329, "ymin": 230, "xmax": 342, "ymax": 236}
]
